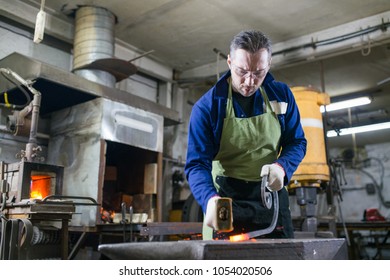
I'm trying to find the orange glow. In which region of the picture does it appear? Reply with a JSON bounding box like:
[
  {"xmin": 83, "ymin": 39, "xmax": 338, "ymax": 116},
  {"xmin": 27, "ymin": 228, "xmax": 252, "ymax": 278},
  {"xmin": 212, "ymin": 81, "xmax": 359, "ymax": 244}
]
[
  {"xmin": 229, "ymin": 233, "xmax": 250, "ymax": 242},
  {"xmin": 101, "ymin": 207, "xmax": 115, "ymax": 223},
  {"xmin": 30, "ymin": 175, "xmax": 51, "ymax": 199}
]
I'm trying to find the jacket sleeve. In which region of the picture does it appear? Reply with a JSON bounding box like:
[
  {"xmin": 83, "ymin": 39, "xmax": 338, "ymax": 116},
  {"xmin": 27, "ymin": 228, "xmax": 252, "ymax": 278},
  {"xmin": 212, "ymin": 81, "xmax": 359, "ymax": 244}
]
[
  {"xmin": 275, "ymin": 86, "xmax": 307, "ymax": 184},
  {"xmin": 184, "ymin": 102, "xmax": 219, "ymax": 213}
]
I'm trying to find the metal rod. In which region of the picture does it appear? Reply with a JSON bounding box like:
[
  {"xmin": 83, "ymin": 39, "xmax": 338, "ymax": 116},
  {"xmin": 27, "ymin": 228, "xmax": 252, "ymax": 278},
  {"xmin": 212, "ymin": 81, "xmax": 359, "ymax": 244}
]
[
  {"xmin": 42, "ymin": 195, "xmax": 98, "ymax": 205},
  {"xmin": 121, "ymin": 202, "xmax": 126, "ymax": 242},
  {"xmin": 241, "ymin": 191, "xmax": 279, "ymax": 239},
  {"xmin": 129, "ymin": 206, "xmax": 133, "ymax": 242},
  {"xmin": 229, "ymin": 178, "xmax": 279, "ymax": 241},
  {"xmin": 61, "ymin": 219, "xmax": 68, "ymax": 260},
  {"xmin": 128, "ymin": 50, "xmax": 155, "ymax": 62},
  {"xmin": 67, "ymin": 231, "xmax": 88, "ymax": 260}
]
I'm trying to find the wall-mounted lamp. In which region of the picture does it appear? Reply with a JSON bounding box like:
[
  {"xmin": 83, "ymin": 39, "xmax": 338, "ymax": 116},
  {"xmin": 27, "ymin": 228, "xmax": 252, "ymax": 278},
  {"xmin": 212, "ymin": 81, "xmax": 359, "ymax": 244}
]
[
  {"xmin": 327, "ymin": 121, "xmax": 390, "ymax": 137},
  {"xmin": 320, "ymin": 96, "xmax": 371, "ymax": 113}
]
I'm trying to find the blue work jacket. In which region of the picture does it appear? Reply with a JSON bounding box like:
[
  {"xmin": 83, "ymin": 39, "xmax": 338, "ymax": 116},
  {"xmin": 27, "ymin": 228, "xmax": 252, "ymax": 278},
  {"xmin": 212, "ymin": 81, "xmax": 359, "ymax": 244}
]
[{"xmin": 184, "ymin": 70, "xmax": 307, "ymax": 212}]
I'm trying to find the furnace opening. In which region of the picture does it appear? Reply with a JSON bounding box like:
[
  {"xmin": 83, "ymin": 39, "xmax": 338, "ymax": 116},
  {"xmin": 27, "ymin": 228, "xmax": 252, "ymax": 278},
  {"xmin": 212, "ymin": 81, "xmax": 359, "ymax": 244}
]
[
  {"xmin": 100, "ymin": 140, "xmax": 160, "ymax": 224},
  {"xmin": 30, "ymin": 172, "xmax": 56, "ymax": 199}
]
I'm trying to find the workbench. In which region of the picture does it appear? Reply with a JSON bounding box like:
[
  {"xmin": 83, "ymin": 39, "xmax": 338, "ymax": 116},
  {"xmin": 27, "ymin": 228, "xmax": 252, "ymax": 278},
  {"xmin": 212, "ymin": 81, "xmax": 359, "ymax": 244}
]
[{"xmin": 319, "ymin": 221, "xmax": 390, "ymax": 259}]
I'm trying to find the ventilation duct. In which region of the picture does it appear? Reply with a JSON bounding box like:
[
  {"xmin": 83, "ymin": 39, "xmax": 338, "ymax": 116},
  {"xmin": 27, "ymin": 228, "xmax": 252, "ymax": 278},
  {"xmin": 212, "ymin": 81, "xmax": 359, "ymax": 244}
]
[{"xmin": 72, "ymin": 6, "xmax": 116, "ymax": 87}]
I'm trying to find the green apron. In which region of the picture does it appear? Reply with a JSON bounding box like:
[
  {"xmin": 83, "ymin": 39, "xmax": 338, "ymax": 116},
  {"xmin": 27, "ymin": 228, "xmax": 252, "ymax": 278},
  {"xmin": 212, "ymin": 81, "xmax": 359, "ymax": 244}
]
[{"xmin": 203, "ymin": 80, "xmax": 293, "ymax": 240}]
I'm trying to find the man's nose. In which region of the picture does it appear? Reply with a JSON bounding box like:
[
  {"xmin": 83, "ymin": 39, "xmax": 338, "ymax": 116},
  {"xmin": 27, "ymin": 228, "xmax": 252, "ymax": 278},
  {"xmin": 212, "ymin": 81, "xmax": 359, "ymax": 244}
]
[{"xmin": 244, "ymin": 74, "xmax": 255, "ymax": 85}]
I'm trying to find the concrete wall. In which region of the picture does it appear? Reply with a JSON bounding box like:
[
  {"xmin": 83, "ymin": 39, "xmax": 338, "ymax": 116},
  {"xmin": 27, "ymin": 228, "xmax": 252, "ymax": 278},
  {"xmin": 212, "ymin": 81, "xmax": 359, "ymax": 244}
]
[
  {"xmin": 328, "ymin": 143, "xmax": 390, "ymax": 221},
  {"xmin": 0, "ymin": 24, "xmax": 71, "ymax": 70}
]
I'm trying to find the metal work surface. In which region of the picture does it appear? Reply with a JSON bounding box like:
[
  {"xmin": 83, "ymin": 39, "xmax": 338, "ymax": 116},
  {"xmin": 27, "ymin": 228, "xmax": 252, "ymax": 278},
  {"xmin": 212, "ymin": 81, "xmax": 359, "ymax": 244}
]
[{"xmin": 98, "ymin": 238, "xmax": 348, "ymax": 260}]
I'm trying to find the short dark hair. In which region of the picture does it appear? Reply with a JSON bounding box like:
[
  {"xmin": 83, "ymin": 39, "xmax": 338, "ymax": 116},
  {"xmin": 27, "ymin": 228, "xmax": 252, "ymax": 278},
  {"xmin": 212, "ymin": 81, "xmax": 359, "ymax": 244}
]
[{"xmin": 230, "ymin": 30, "xmax": 272, "ymax": 57}]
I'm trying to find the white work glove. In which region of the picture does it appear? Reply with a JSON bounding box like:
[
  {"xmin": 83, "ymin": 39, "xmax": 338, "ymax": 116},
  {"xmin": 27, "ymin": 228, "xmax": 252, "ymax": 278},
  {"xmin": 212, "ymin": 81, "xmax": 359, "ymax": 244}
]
[
  {"xmin": 260, "ymin": 163, "xmax": 285, "ymax": 192},
  {"xmin": 204, "ymin": 195, "xmax": 221, "ymax": 230}
]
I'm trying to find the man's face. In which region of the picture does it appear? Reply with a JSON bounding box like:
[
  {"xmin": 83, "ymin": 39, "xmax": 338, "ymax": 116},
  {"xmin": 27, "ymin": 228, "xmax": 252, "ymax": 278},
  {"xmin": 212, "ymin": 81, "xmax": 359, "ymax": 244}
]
[{"xmin": 227, "ymin": 48, "xmax": 271, "ymax": 97}]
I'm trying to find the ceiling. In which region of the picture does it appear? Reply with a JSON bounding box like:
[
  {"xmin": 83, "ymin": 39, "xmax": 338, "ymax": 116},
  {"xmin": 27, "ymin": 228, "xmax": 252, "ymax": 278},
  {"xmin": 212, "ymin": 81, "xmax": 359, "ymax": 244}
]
[{"xmin": 6, "ymin": 1, "xmax": 390, "ymax": 148}]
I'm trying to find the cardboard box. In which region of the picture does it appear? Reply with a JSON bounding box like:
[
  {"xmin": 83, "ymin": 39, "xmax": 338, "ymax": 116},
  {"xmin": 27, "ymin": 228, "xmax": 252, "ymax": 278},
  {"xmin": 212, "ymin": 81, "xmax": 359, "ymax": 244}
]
[
  {"xmin": 144, "ymin": 163, "xmax": 158, "ymax": 194},
  {"xmin": 132, "ymin": 194, "xmax": 156, "ymax": 212},
  {"xmin": 113, "ymin": 213, "xmax": 148, "ymax": 224},
  {"xmin": 147, "ymin": 208, "xmax": 157, "ymax": 222}
]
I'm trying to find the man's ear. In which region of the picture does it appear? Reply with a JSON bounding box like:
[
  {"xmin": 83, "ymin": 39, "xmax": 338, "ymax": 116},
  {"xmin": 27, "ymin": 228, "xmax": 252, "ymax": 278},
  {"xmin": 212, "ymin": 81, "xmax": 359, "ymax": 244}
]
[{"xmin": 227, "ymin": 54, "xmax": 232, "ymax": 69}]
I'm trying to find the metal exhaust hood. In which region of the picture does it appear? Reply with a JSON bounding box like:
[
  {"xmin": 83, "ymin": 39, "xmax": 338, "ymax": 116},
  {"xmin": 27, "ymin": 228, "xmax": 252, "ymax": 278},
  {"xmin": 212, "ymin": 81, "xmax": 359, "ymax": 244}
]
[{"xmin": 0, "ymin": 52, "xmax": 180, "ymax": 126}]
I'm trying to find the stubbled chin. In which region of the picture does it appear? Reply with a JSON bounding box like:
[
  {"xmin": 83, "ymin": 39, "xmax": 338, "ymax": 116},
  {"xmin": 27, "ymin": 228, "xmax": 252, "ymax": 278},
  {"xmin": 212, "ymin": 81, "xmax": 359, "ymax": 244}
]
[
  {"xmin": 232, "ymin": 82, "xmax": 256, "ymax": 96},
  {"xmin": 240, "ymin": 87, "xmax": 255, "ymax": 96}
]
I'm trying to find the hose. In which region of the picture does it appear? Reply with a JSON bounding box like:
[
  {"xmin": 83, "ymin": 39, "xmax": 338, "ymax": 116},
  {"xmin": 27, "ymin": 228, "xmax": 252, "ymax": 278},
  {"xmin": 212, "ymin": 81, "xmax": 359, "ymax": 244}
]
[
  {"xmin": 356, "ymin": 167, "xmax": 390, "ymax": 208},
  {"xmin": 0, "ymin": 70, "xmax": 32, "ymax": 109}
]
